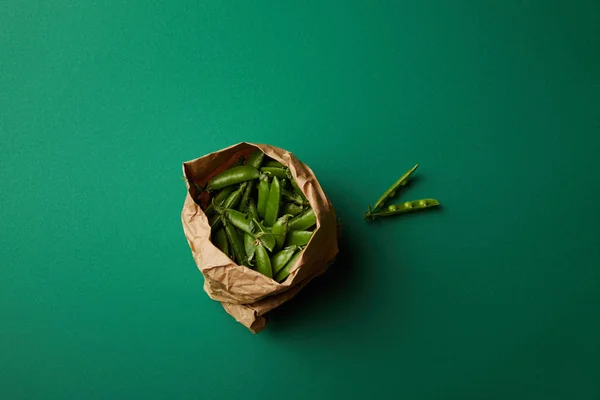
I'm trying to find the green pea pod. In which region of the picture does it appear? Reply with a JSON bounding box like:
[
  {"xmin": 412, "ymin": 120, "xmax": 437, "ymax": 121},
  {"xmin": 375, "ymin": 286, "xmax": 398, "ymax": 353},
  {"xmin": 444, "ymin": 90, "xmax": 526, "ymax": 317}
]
[
  {"xmin": 284, "ymin": 230, "xmax": 313, "ymax": 246},
  {"xmin": 264, "ymin": 160, "xmax": 284, "ymax": 168},
  {"xmin": 224, "ymin": 209, "xmax": 255, "ymax": 235},
  {"xmin": 224, "ymin": 222, "xmax": 247, "ymax": 266},
  {"xmin": 252, "ymin": 218, "xmax": 276, "ymax": 252},
  {"xmin": 264, "ymin": 176, "xmax": 281, "ymax": 227},
  {"xmin": 367, "ymin": 198, "xmax": 440, "ymax": 218},
  {"xmin": 254, "ymin": 243, "xmax": 273, "ymax": 278},
  {"xmin": 288, "ymin": 208, "xmax": 316, "ymax": 231},
  {"xmin": 243, "ymin": 232, "xmax": 257, "ymax": 266},
  {"xmin": 247, "ymin": 197, "xmax": 259, "ymax": 221},
  {"xmin": 260, "ymin": 167, "xmax": 288, "ymax": 179},
  {"xmin": 281, "ymin": 189, "xmax": 305, "ymax": 205},
  {"xmin": 275, "ymin": 251, "xmax": 302, "ymax": 283},
  {"xmin": 204, "ymin": 186, "xmax": 236, "ymax": 217},
  {"xmin": 221, "ymin": 183, "xmax": 247, "ymax": 210},
  {"xmin": 246, "ymin": 150, "xmax": 265, "ymax": 169},
  {"xmin": 209, "ymin": 184, "xmax": 246, "ymax": 227},
  {"xmin": 280, "ymin": 202, "xmax": 303, "ymax": 217},
  {"xmin": 257, "ymin": 174, "xmax": 270, "ymax": 219},
  {"xmin": 290, "ymin": 179, "xmax": 308, "ymax": 202},
  {"xmin": 270, "ymin": 246, "xmax": 298, "ymax": 277},
  {"xmin": 213, "ymin": 227, "xmax": 230, "ymax": 258},
  {"xmin": 239, "ymin": 180, "xmax": 256, "ymax": 212},
  {"xmin": 370, "ymin": 164, "xmax": 419, "ymax": 212},
  {"xmin": 271, "ymin": 214, "xmax": 293, "ymax": 250},
  {"xmin": 207, "ymin": 166, "xmax": 260, "ymax": 190}
]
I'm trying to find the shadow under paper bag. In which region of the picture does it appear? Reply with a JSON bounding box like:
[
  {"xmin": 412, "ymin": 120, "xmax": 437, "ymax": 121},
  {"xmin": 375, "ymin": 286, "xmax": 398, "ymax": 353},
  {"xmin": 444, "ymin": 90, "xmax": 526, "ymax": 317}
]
[{"xmin": 181, "ymin": 142, "xmax": 340, "ymax": 333}]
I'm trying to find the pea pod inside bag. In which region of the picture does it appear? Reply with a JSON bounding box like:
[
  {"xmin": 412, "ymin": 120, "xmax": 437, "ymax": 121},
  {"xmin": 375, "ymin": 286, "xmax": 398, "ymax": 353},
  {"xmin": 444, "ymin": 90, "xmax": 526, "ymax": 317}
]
[{"xmin": 181, "ymin": 142, "xmax": 339, "ymax": 333}]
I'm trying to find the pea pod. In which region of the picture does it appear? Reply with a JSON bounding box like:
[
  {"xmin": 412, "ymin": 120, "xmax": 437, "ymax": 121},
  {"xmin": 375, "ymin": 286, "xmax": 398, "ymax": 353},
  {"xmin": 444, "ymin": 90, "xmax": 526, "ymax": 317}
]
[
  {"xmin": 222, "ymin": 183, "xmax": 247, "ymax": 209},
  {"xmin": 264, "ymin": 176, "xmax": 281, "ymax": 227},
  {"xmin": 271, "ymin": 246, "xmax": 299, "ymax": 277},
  {"xmin": 224, "ymin": 222, "xmax": 247, "ymax": 266},
  {"xmin": 239, "ymin": 180, "xmax": 256, "ymax": 212},
  {"xmin": 254, "ymin": 243, "xmax": 273, "ymax": 278},
  {"xmin": 281, "ymin": 189, "xmax": 305, "ymax": 206},
  {"xmin": 207, "ymin": 166, "xmax": 260, "ymax": 191},
  {"xmin": 213, "ymin": 227, "xmax": 230, "ymax": 258},
  {"xmin": 204, "ymin": 186, "xmax": 236, "ymax": 217},
  {"xmin": 275, "ymin": 251, "xmax": 302, "ymax": 283},
  {"xmin": 264, "ymin": 160, "xmax": 284, "ymax": 168},
  {"xmin": 284, "ymin": 230, "xmax": 313, "ymax": 246},
  {"xmin": 271, "ymin": 214, "xmax": 293, "ymax": 250},
  {"xmin": 257, "ymin": 174, "xmax": 270, "ymax": 219},
  {"xmin": 252, "ymin": 218, "xmax": 276, "ymax": 252},
  {"xmin": 290, "ymin": 179, "xmax": 307, "ymax": 202},
  {"xmin": 246, "ymin": 150, "xmax": 265, "ymax": 169},
  {"xmin": 209, "ymin": 184, "xmax": 246, "ymax": 227},
  {"xmin": 244, "ymin": 232, "xmax": 257, "ymax": 266},
  {"xmin": 367, "ymin": 198, "xmax": 440, "ymax": 219},
  {"xmin": 280, "ymin": 202, "xmax": 303, "ymax": 217},
  {"xmin": 247, "ymin": 197, "xmax": 259, "ymax": 220},
  {"xmin": 260, "ymin": 167, "xmax": 288, "ymax": 179},
  {"xmin": 288, "ymin": 208, "xmax": 316, "ymax": 231},
  {"xmin": 370, "ymin": 164, "xmax": 418, "ymax": 212},
  {"xmin": 223, "ymin": 209, "xmax": 255, "ymax": 235}
]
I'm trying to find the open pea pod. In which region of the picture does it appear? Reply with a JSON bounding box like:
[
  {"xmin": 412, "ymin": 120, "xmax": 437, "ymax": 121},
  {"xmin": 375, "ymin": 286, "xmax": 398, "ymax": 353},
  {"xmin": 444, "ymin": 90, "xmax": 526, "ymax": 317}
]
[
  {"xmin": 368, "ymin": 198, "xmax": 440, "ymax": 218},
  {"xmin": 370, "ymin": 163, "xmax": 418, "ymax": 212}
]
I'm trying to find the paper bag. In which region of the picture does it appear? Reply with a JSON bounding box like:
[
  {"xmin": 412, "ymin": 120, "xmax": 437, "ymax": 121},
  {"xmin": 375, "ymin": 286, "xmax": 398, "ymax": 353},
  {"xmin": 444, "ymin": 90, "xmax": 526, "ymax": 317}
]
[{"xmin": 181, "ymin": 142, "xmax": 339, "ymax": 333}]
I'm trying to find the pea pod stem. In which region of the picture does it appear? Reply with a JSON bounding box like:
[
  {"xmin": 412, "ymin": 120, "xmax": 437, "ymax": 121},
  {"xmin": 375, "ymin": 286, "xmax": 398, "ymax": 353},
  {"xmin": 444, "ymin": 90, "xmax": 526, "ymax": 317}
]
[
  {"xmin": 371, "ymin": 164, "xmax": 419, "ymax": 212},
  {"xmin": 367, "ymin": 198, "xmax": 440, "ymax": 219}
]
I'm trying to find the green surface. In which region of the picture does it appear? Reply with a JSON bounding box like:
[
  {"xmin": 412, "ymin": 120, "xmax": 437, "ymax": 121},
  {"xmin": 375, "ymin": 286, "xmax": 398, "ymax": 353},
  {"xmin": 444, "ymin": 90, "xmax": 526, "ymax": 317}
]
[{"xmin": 1, "ymin": 1, "xmax": 599, "ymax": 399}]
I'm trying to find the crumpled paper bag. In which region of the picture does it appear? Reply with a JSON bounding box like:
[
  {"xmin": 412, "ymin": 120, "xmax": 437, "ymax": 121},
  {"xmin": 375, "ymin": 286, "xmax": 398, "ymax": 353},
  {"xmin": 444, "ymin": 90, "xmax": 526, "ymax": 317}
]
[{"xmin": 181, "ymin": 142, "xmax": 339, "ymax": 333}]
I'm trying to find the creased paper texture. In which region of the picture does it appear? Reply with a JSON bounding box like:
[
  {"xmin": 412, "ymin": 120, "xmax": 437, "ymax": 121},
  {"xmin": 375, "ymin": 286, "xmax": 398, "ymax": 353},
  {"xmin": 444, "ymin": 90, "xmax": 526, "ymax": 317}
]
[{"xmin": 181, "ymin": 142, "xmax": 339, "ymax": 333}]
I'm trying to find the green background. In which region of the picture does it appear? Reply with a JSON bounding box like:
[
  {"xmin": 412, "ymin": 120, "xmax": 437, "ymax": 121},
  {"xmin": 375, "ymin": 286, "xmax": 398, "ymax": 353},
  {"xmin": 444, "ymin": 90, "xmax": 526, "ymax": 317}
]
[{"xmin": 2, "ymin": 1, "xmax": 599, "ymax": 399}]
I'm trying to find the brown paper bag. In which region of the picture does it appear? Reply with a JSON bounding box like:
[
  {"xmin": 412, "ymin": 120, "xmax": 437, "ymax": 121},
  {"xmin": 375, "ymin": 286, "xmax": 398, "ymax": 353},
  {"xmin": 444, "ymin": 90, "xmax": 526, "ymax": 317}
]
[{"xmin": 181, "ymin": 142, "xmax": 339, "ymax": 333}]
